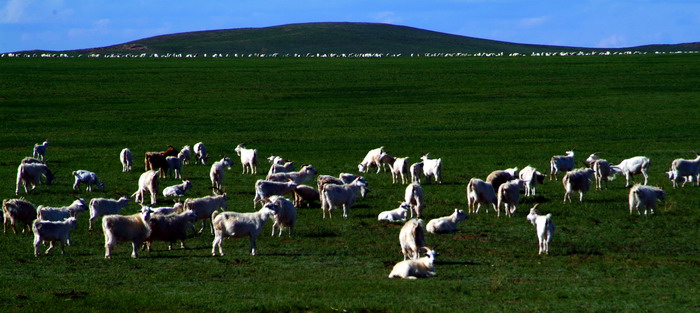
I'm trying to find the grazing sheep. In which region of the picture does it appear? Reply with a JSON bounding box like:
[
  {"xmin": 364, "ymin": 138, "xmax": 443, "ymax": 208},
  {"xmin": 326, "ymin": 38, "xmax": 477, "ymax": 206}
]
[
  {"xmin": 358, "ymin": 146, "xmax": 384, "ymax": 173},
  {"xmin": 162, "ymin": 180, "xmax": 192, "ymax": 197},
  {"xmin": 497, "ymin": 179, "xmax": 522, "ymax": 217},
  {"xmin": 37, "ymin": 198, "xmax": 88, "ymax": 222},
  {"xmin": 669, "ymin": 154, "xmax": 700, "ymax": 188},
  {"xmin": 120, "ymin": 148, "xmax": 133, "ymax": 172},
  {"xmin": 184, "ymin": 194, "xmax": 228, "ymax": 235},
  {"xmin": 165, "ymin": 156, "xmax": 184, "ymax": 179},
  {"xmin": 178, "ymin": 145, "xmax": 191, "ymax": 165},
  {"xmin": 420, "ymin": 154, "xmax": 442, "ymax": 184},
  {"xmin": 409, "ymin": 162, "xmax": 424, "ymax": 184},
  {"xmin": 253, "ymin": 180, "xmax": 298, "ymax": 208},
  {"xmin": 378, "ymin": 202, "xmax": 411, "ymax": 222},
  {"xmin": 266, "ymin": 196, "xmax": 297, "ymax": 237},
  {"xmin": 16, "ymin": 163, "xmax": 56, "ymax": 195},
  {"xmin": 321, "ymin": 177, "xmax": 369, "ymax": 219},
  {"xmin": 33, "ymin": 140, "xmax": 49, "ymax": 161},
  {"xmin": 486, "ymin": 167, "xmax": 518, "ymax": 192},
  {"xmin": 426, "ymin": 209, "xmax": 468, "ymax": 234},
  {"xmin": 466, "ymin": 178, "xmax": 497, "ymax": 214},
  {"xmin": 388, "ymin": 247, "xmax": 437, "ymax": 279},
  {"xmin": 389, "ymin": 157, "xmax": 410, "ymax": 184},
  {"xmin": 629, "ymin": 184, "xmax": 665, "ymax": 216},
  {"xmin": 404, "ymin": 183, "xmax": 425, "ymax": 218},
  {"xmin": 103, "ymin": 207, "xmax": 153, "ymax": 259},
  {"xmin": 399, "ymin": 219, "xmax": 426, "ymax": 260},
  {"xmin": 32, "ymin": 217, "xmax": 78, "ymax": 257},
  {"xmin": 133, "ymin": 170, "xmax": 160, "ymax": 205},
  {"xmin": 145, "ymin": 210, "xmax": 198, "ymax": 250},
  {"xmin": 550, "ymin": 150, "xmax": 575, "ymax": 180},
  {"xmin": 562, "ymin": 168, "xmax": 595, "ymax": 203},
  {"xmin": 2, "ymin": 198, "xmax": 36, "ymax": 234},
  {"xmin": 519, "ymin": 165, "xmax": 545, "ymax": 197},
  {"xmin": 234, "ymin": 144, "xmax": 258, "ymax": 174},
  {"xmin": 526, "ymin": 204, "xmax": 554, "ymax": 255},
  {"xmin": 293, "ymin": 184, "xmax": 320, "ymax": 208},
  {"xmin": 88, "ymin": 197, "xmax": 130, "ymax": 231},
  {"xmin": 210, "ymin": 157, "xmax": 233, "ymax": 194},
  {"xmin": 72, "ymin": 170, "xmax": 105, "ymax": 192},
  {"xmin": 211, "ymin": 205, "xmax": 277, "ymax": 256},
  {"xmin": 267, "ymin": 165, "xmax": 318, "ymax": 185},
  {"xmin": 193, "ymin": 142, "xmax": 209, "ymax": 165},
  {"xmin": 611, "ymin": 156, "xmax": 650, "ymax": 187}
]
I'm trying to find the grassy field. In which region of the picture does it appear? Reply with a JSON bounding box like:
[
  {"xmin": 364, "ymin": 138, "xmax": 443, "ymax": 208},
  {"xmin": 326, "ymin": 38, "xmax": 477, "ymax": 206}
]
[{"xmin": 1, "ymin": 55, "xmax": 699, "ymax": 312}]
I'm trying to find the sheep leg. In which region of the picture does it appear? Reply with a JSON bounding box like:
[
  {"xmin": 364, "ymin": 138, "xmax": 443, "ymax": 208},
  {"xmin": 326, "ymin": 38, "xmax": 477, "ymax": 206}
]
[
  {"xmin": 249, "ymin": 235, "xmax": 257, "ymax": 255},
  {"xmin": 271, "ymin": 222, "xmax": 278, "ymax": 236},
  {"xmin": 45, "ymin": 241, "xmax": 55, "ymax": 255},
  {"xmin": 33, "ymin": 237, "xmax": 42, "ymax": 257},
  {"xmin": 212, "ymin": 234, "xmax": 223, "ymax": 256},
  {"xmin": 131, "ymin": 241, "xmax": 140, "ymax": 258}
]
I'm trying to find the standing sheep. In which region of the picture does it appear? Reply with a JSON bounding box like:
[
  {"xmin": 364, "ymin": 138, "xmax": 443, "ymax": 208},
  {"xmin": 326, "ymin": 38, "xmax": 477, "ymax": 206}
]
[
  {"xmin": 3, "ymin": 198, "xmax": 36, "ymax": 234},
  {"xmin": 399, "ymin": 219, "xmax": 426, "ymax": 260},
  {"xmin": 404, "ymin": 183, "xmax": 425, "ymax": 218},
  {"xmin": 526, "ymin": 204, "xmax": 554, "ymax": 255},
  {"xmin": 133, "ymin": 170, "xmax": 160, "ymax": 205},
  {"xmin": 120, "ymin": 148, "xmax": 133, "ymax": 172},
  {"xmin": 234, "ymin": 144, "xmax": 258, "ymax": 174},
  {"xmin": 266, "ymin": 196, "xmax": 297, "ymax": 237},
  {"xmin": 211, "ymin": 205, "xmax": 277, "ymax": 256},
  {"xmin": 32, "ymin": 217, "xmax": 78, "ymax": 257},
  {"xmin": 103, "ymin": 207, "xmax": 153, "ymax": 259}
]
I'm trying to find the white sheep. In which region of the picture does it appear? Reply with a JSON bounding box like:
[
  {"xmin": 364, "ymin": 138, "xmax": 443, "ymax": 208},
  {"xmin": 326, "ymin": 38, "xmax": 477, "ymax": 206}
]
[
  {"xmin": 497, "ymin": 179, "xmax": 522, "ymax": 217},
  {"xmin": 103, "ymin": 207, "xmax": 153, "ymax": 258},
  {"xmin": 266, "ymin": 164, "xmax": 318, "ymax": 185},
  {"xmin": 592, "ymin": 159, "xmax": 615, "ymax": 190},
  {"xmin": 15, "ymin": 163, "xmax": 56, "ymax": 195},
  {"xmin": 404, "ymin": 183, "xmax": 425, "ymax": 218},
  {"xmin": 133, "ymin": 170, "xmax": 160, "ymax": 205},
  {"xmin": 486, "ymin": 167, "xmax": 518, "ymax": 192},
  {"xmin": 88, "ymin": 197, "xmax": 130, "ymax": 231},
  {"xmin": 611, "ymin": 156, "xmax": 650, "ymax": 187},
  {"xmin": 388, "ymin": 247, "xmax": 437, "ymax": 279},
  {"xmin": 409, "ymin": 162, "xmax": 423, "ymax": 184},
  {"xmin": 165, "ymin": 155, "xmax": 184, "ymax": 179},
  {"xmin": 377, "ymin": 202, "xmax": 411, "ymax": 222},
  {"xmin": 72, "ymin": 170, "xmax": 105, "ymax": 192},
  {"xmin": 526, "ymin": 204, "xmax": 554, "ymax": 255},
  {"xmin": 178, "ymin": 145, "xmax": 191, "ymax": 165},
  {"xmin": 210, "ymin": 157, "xmax": 233, "ymax": 194},
  {"xmin": 562, "ymin": 168, "xmax": 595, "ymax": 203},
  {"xmin": 399, "ymin": 218, "xmax": 426, "ymax": 260},
  {"xmin": 33, "ymin": 140, "xmax": 49, "ymax": 161},
  {"xmin": 2, "ymin": 198, "xmax": 36, "ymax": 234},
  {"xmin": 32, "ymin": 217, "xmax": 78, "ymax": 257},
  {"xmin": 193, "ymin": 142, "xmax": 208, "ymax": 165},
  {"xmin": 37, "ymin": 198, "xmax": 88, "ymax": 223},
  {"xmin": 549, "ymin": 150, "xmax": 575, "ymax": 180},
  {"xmin": 420, "ymin": 154, "xmax": 442, "ymax": 184},
  {"xmin": 120, "ymin": 148, "xmax": 133, "ymax": 172},
  {"xmin": 669, "ymin": 154, "xmax": 700, "ymax": 188},
  {"xmin": 211, "ymin": 205, "xmax": 277, "ymax": 256},
  {"xmin": 426, "ymin": 209, "xmax": 468, "ymax": 234},
  {"xmin": 389, "ymin": 157, "xmax": 410, "ymax": 184},
  {"xmin": 358, "ymin": 146, "xmax": 384, "ymax": 173},
  {"xmin": 378, "ymin": 152, "xmax": 396, "ymax": 173},
  {"xmin": 518, "ymin": 165, "xmax": 545, "ymax": 197},
  {"xmin": 184, "ymin": 194, "xmax": 228, "ymax": 234},
  {"xmin": 266, "ymin": 196, "xmax": 297, "ymax": 237},
  {"xmin": 145, "ymin": 210, "xmax": 198, "ymax": 250},
  {"xmin": 234, "ymin": 144, "xmax": 258, "ymax": 174},
  {"xmin": 629, "ymin": 184, "xmax": 665, "ymax": 215},
  {"xmin": 466, "ymin": 178, "xmax": 497, "ymax": 214},
  {"xmin": 253, "ymin": 180, "xmax": 298, "ymax": 208},
  {"xmin": 321, "ymin": 177, "xmax": 369, "ymax": 219},
  {"xmin": 162, "ymin": 180, "xmax": 192, "ymax": 197},
  {"xmin": 267, "ymin": 155, "xmax": 295, "ymax": 175},
  {"xmin": 149, "ymin": 202, "xmax": 184, "ymax": 215}
]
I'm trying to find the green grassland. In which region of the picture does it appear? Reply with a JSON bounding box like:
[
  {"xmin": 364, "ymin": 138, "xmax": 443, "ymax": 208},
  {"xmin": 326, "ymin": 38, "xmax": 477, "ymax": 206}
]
[{"xmin": 1, "ymin": 55, "xmax": 700, "ymax": 312}]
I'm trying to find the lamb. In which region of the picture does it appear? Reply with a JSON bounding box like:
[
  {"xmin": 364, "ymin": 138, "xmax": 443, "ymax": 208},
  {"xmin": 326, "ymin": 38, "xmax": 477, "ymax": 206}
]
[
  {"xmin": 210, "ymin": 157, "xmax": 233, "ymax": 194},
  {"xmin": 162, "ymin": 180, "xmax": 192, "ymax": 197},
  {"xmin": 253, "ymin": 180, "xmax": 298, "ymax": 207},
  {"xmin": 629, "ymin": 184, "xmax": 665, "ymax": 215},
  {"xmin": 562, "ymin": 168, "xmax": 595, "ymax": 203},
  {"xmin": 193, "ymin": 142, "xmax": 209, "ymax": 165},
  {"xmin": 32, "ymin": 217, "xmax": 78, "ymax": 257},
  {"xmin": 486, "ymin": 167, "xmax": 519, "ymax": 192},
  {"xmin": 420, "ymin": 154, "xmax": 442, "ymax": 184},
  {"xmin": 88, "ymin": 197, "xmax": 131, "ymax": 231},
  {"xmin": 398, "ymin": 218, "xmax": 426, "ymax": 260},
  {"xmin": 144, "ymin": 210, "xmax": 198, "ymax": 250},
  {"xmin": 120, "ymin": 148, "xmax": 133, "ymax": 172},
  {"xmin": 293, "ymin": 184, "xmax": 320, "ymax": 208},
  {"xmin": 669, "ymin": 154, "xmax": 700, "ymax": 188},
  {"xmin": 178, "ymin": 145, "xmax": 191, "ymax": 165},
  {"xmin": 149, "ymin": 202, "xmax": 184, "ymax": 215},
  {"xmin": 33, "ymin": 140, "xmax": 49, "ymax": 161},
  {"xmin": 184, "ymin": 194, "xmax": 228, "ymax": 234},
  {"xmin": 358, "ymin": 146, "xmax": 384, "ymax": 173},
  {"xmin": 526, "ymin": 204, "xmax": 554, "ymax": 255},
  {"xmin": 165, "ymin": 155, "xmax": 184, "ymax": 180},
  {"xmin": 389, "ymin": 157, "xmax": 410, "ymax": 184},
  {"xmin": 377, "ymin": 202, "xmax": 411, "ymax": 222},
  {"xmin": 388, "ymin": 247, "xmax": 438, "ymax": 279},
  {"xmin": 518, "ymin": 165, "xmax": 545, "ymax": 197},
  {"xmin": 265, "ymin": 196, "xmax": 297, "ymax": 237},
  {"xmin": 497, "ymin": 179, "xmax": 522, "ymax": 217},
  {"xmin": 321, "ymin": 177, "xmax": 369, "ymax": 218},
  {"xmin": 3, "ymin": 198, "xmax": 36, "ymax": 234},
  {"xmin": 132, "ymin": 170, "xmax": 160, "ymax": 205},
  {"xmin": 611, "ymin": 156, "xmax": 650, "ymax": 187},
  {"xmin": 15, "ymin": 163, "xmax": 56, "ymax": 195},
  {"xmin": 410, "ymin": 162, "xmax": 424, "ymax": 184},
  {"xmin": 466, "ymin": 178, "xmax": 497, "ymax": 214},
  {"xmin": 234, "ymin": 144, "xmax": 258, "ymax": 174},
  {"xmin": 592, "ymin": 159, "xmax": 615, "ymax": 190},
  {"xmin": 211, "ymin": 205, "xmax": 277, "ymax": 256},
  {"xmin": 426, "ymin": 209, "xmax": 468, "ymax": 234},
  {"xmin": 103, "ymin": 207, "xmax": 153, "ymax": 258},
  {"xmin": 37, "ymin": 198, "xmax": 88, "ymax": 222},
  {"xmin": 549, "ymin": 150, "xmax": 575, "ymax": 180},
  {"xmin": 404, "ymin": 183, "xmax": 425, "ymax": 218},
  {"xmin": 266, "ymin": 164, "xmax": 318, "ymax": 185},
  {"xmin": 72, "ymin": 170, "xmax": 105, "ymax": 192}
]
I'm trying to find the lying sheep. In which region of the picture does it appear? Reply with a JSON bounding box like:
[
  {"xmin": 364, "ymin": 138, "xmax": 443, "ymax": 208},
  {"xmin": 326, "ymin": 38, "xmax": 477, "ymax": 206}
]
[
  {"xmin": 32, "ymin": 217, "xmax": 78, "ymax": 257},
  {"xmin": 162, "ymin": 180, "xmax": 192, "ymax": 197},
  {"xmin": 388, "ymin": 247, "xmax": 438, "ymax": 279},
  {"xmin": 103, "ymin": 207, "xmax": 153, "ymax": 259},
  {"xmin": 426, "ymin": 209, "xmax": 468, "ymax": 234},
  {"xmin": 377, "ymin": 202, "xmax": 411, "ymax": 222},
  {"xmin": 211, "ymin": 205, "xmax": 277, "ymax": 256},
  {"xmin": 145, "ymin": 210, "xmax": 198, "ymax": 251},
  {"xmin": 399, "ymin": 219, "xmax": 426, "ymax": 260},
  {"xmin": 3, "ymin": 198, "xmax": 37, "ymax": 234},
  {"xmin": 149, "ymin": 202, "xmax": 184, "ymax": 215}
]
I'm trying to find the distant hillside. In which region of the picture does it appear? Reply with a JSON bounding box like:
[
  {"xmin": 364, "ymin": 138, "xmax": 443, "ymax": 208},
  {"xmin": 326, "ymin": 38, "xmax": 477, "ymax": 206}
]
[{"xmin": 24, "ymin": 22, "xmax": 700, "ymax": 55}]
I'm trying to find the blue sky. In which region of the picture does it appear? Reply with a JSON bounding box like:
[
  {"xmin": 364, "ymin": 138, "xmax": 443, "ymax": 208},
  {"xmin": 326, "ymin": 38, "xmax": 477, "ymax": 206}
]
[{"xmin": 2, "ymin": 0, "xmax": 699, "ymax": 52}]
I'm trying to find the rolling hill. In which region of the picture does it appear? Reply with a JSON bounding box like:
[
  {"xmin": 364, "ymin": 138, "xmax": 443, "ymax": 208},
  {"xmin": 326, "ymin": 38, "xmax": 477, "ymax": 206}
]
[{"xmin": 26, "ymin": 22, "xmax": 700, "ymax": 55}]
